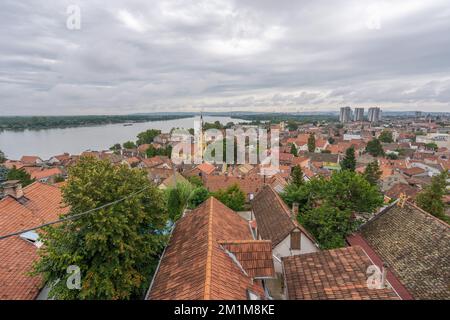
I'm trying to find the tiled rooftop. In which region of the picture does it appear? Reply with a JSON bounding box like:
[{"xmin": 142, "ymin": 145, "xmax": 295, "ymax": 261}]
[{"xmin": 282, "ymin": 246, "xmax": 400, "ymax": 300}]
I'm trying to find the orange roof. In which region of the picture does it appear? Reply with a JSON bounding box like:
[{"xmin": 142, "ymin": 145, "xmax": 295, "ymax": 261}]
[
  {"xmin": 196, "ymin": 162, "xmax": 216, "ymax": 175},
  {"xmin": 20, "ymin": 156, "xmax": 42, "ymax": 164},
  {"xmin": 31, "ymin": 168, "xmax": 63, "ymax": 180},
  {"xmin": 283, "ymin": 246, "xmax": 400, "ymax": 300},
  {"xmin": 147, "ymin": 197, "xmax": 270, "ymax": 300},
  {"xmin": 0, "ymin": 182, "xmax": 68, "ymax": 299},
  {"xmin": 3, "ymin": 160, "xmax": 25, "ymax": 170},
  {"xmin": 204, "ymin": 175, "xmax": 263, "ymax": 195}
]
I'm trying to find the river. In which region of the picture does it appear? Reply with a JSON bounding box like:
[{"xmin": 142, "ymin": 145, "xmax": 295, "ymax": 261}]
[{"xmin": 0, "ymin": 116, "xmax": 244, "ymax": 160}]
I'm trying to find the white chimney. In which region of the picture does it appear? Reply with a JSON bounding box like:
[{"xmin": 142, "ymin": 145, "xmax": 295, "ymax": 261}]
[{"xmin": 2, "ymin": 180, "xmax": 24, "ymax": 199}]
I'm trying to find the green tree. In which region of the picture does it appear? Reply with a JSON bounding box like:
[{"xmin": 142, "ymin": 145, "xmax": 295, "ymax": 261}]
[
  {"xmin": 386, "ymin": 153, "xmax": 398, "ymax": 160},
  {"xmin": 365, "ymin": 138, "xmax": 384, "ymax": 157},
  {"xmin": 187, "ymin": 175, "xmax": 203, "ymax": 187},
  {"xmin": 0, "ymin": 150, "xmax": 6, "ymax": 163},
  {"xmin": 213, "ymin": 184, "xmax": 246, "ymax": 211},
  {"xmin": 328, "ymin": 137, "xmax": 335, "ymax": 145},
  {"xmin": 32, "ymin": 157, "xmax": 168, "ymax": 299},
  {"xmin": 363, "ymin": 161, "xmax": 382, "ymax": 186},
  {"xmin": 290, "ymin": 166, "xmax": 304, "ymax": 188},
  {"xmin": 166, "ymin": 181, "xmax": 193, "ymax": 221},
  {"xmin": 287, "ymin": 121, "xmax": 298, "ymax": 131},
  {"xmin": 188, "ymin": 187, "xmax": 210, "ymax": 209},
  {"xmin": 282, "ymin": 171, "xmax": 384, "ymax": 249},
  {"xmin": 299, "ymin": 204, "xmax": 357, "ymax": 249},
  {"xmin": 290, "ymin": 144, "xmax": 298, "ymax": 157},
  {"xmin": 341, "ymin": 146, "xmax": 356, "ymax": 171},
  {"xmin": 307, "ymin": 133, "xmax": 316, "ymax": 153},
  {"xmin": 146, "ymin": 145, "xmax": 172, "ymax": 158},
  {"xmin": 7, "ymin": 166, "xmax": 35, "ymax": 187},
  {"xmin": 416, "ymin": 170, "xmax": 449, "ymax": 222},
  {"xmin": 379, "ymin": 130, "xmax": 393, "ymax": 143},
  {"xmin": 424, "ymin": 142, "xmax": 438, "ymax": 151},
  {"xmin": 136, "ymin": 129, "xmax": 161, "ymax": 146},
  {"xmin": 123, "ymin": 141, "xmax": 137, "ymax": 149},
  {"xmin": 109, "ymin": 143, "xmax": 122, "ymax": 153},
  {"xmin": 0, "ymin": 166, "xmax": 9, "ymax": 182}
]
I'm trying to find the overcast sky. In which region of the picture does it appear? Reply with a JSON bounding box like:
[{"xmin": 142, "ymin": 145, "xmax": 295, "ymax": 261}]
[{"xmin": 1, "ymin": 0, "xmax": 449, "ymax": 115}]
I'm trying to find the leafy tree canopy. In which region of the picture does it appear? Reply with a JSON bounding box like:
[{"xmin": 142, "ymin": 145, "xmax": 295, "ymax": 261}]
[
  {"xmin": 290, "ymin": 143, "xmax": 298, "ymax": 157},
  {"xmin": 365, "ymin": 138, "xmax": 384, "ymax": 157},
  {"xmin": 290, "ymin": 166, "xmax": 304, "ymax": 188},
  {"xmin": 213, "ymin": 184, "xmax": 246, "ymax": 211},
  {"xmin": 282, "ymin": 170, "xmax": 384, "ymax": 249},
  {"xmin": 188, "ymin": 187, "xmax": 210, "ymax": 209},
  {"xmin": 33, "ymin": 157, "xmax": 168, "ymax": 299},
  {"xmin": 341, "ymin": 146, "xmax": 356, "ymax": 171},
  {"xmin": 136, "ymin": 129, "xmax": 161, "ymax": 146},
  {"xmin": 123, "ymin": 141, "xmax": 137, "ymax": 149},
  {"xmin": 166, "ymin": 181, "xmax": 193, "ymax": 221},
  {"xmin": 7, "ymin": 166, "xmax": 35, "ymax": 187},
  {"xmin": 416, "ymin": 170, "xmax": 449, "ymax": 223},
  {"xmin": 0, "ymin": 150, "xmax": 6, "ymax": 163},
  {"xmin": 307, "ymin": 133, "xmax": 316, "ymax": 153},
  {"xmin": 363, "ymin": 161, "xmax": 382, "ymax": 186},
  {"xmin": 379, "ymin": 130, "xmax": 393, "ymax": 143}
]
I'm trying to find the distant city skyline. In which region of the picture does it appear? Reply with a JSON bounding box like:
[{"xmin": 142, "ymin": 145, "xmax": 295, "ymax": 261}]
[{"xmin": 1, "ymin": 0, "xmax": 449, "ymax": 115}]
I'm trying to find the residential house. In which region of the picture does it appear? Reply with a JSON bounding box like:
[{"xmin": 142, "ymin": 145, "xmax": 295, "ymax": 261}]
[
  {"xmin": 347, "ymin": 201, "xmax": 450, "ymax": 299},
  {"xmin": 30, "ymin": 168, "xmax": 64, "ymax": 183},
  {"xmin": 203, "ymin": 175, "xmax": 264, "ymax": 202},
  {"xmin": 251, "ymin": 186, "xmax": 319, "ymax": 273},
  {"xmin": 184, "ymin": 162, "xmax": 216, "ymax": 178},
  {"xmin": 48, "ymin": 153, "xmax": 70, "ymax": 166},
  {"xmin": 146, "ymin": 197, "xmax": 275, "ymax": 300},
  {"xmin": 20, "ymin": 156, "xmax": 43, "ymax": 166},
  {"xmin": 0, "ymin": 181, "xmax": 68, "ymax": 299},
  {"xmin": 282, "ymin": 246, "xmax": 400, "ymax": 300}
]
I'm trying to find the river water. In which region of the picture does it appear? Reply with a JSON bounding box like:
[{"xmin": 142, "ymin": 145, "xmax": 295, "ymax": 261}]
[{"xmin": 0, "ymin": 116, "xmax": 242, "ymax": 160}]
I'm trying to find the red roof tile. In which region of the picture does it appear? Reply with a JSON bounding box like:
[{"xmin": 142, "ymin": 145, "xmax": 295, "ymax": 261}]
[
  {"xmin": 283, "ymin": 246, "xmax": 400, "ymax": 300},
  {"xmin": 147, "ymin": 197, "xmax": 269, "ymax": 300},
  {"xmin": 0, "ymin": 182, "xmax": 68, "ymax": 299}
]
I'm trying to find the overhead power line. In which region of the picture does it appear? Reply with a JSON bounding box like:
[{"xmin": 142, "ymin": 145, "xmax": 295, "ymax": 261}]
[{"xmin": 0, "ymin": 185, "xmax": 152, "ymax": 241}]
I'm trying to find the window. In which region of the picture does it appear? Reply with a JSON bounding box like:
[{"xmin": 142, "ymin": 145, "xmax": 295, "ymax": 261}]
[
  {"xmin": 247, "ymin": 290, "xmax": 261, "ymax": 300},
  {"xmin": 290, "ymin": 231, "xmax": 301, "ymax": 250}
]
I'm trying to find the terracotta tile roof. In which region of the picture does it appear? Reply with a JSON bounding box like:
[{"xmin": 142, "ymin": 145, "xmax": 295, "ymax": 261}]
[
  {"xmin": 279, "ymin": 153, "xmax": 294, "ymax": 162},
  {"xmin": 252, "ymin": 185, "xmax": 316, "ymax": 247},
  {"xmin": 3, "ymin": 161, "xmax": 25, "ymax": 170},
  {"xmin": 292, "ymin": 156, "xmax": 309, "ymax": 167},
  {"xmin": 282, "ymin": 246, "xmax": 400, "ymax": 300},
  {"xmin": 385, "ymin": 183, "xmax": 419, "ymax": 200},
  {"xmin": 20, "ymin": 156, "xmax": 42, "ymax": 165},
  {"xmin": 147, "ymin": 197, "xmax": 268, "ymax": 300},
  {"xmin": 304, "ymin": 152, "xmax": 339, "ymax": 164},
  {"xmin": 401, "ymin": 167, "xmax": 426, "ymax": 176},
  {"xmin": 0, "ymin": 182, "xmax": 68, "ymax": 299},
  {"xmin": 137, "ymin": 144, "xmax": 151, "ymax": 153},
  {"xmin": 219, "ymin": 240, "xmax": 275, "ymax": 279},
  {"xmin": 358, "ymin": 202, "xmax": 450, "ymax": 299},
  {"xmin": 204, "ymin": 175, "xmax": 263, "ymax": 196},
  {"xmin": 196, "ymin": 162, "xmax": 216, "ymax": 175},
  {"xmin": 30, "ymin": 168, "xmax": 63, "ymax": 180}
]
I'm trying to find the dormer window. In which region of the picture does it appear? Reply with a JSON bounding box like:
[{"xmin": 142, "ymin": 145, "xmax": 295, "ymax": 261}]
[
  {"xmin": 20, "ymin": 231, "xmax": 43, "ymax": 248},
  {"xmin": 247, "ymin": 290, "xmax": 261, "ymax": 300}
]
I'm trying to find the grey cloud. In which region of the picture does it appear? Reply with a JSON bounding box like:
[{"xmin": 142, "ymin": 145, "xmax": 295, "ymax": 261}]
[{"xmin": 0, "ymin": 0, "xmax": 449, "ymax": 115}]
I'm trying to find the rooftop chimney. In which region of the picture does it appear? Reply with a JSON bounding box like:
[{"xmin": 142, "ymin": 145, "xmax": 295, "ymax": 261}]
[
  {"xmin": 292, "ymin": 202, "xmax": 299, "ymax": 217},
  {"xmin": 381, "ymin": 263, "xmax": 388, "ymax": 288},
  {"xmin": 2, "ymin": 180, "xmax": 24, "ymax": 199}
]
